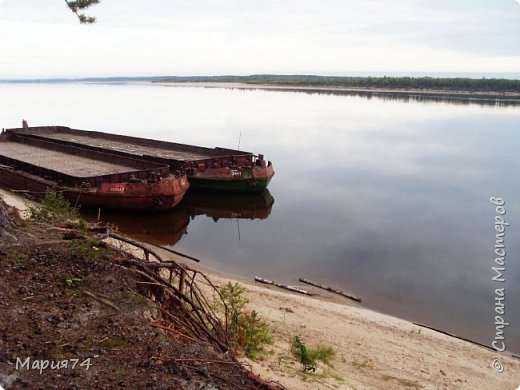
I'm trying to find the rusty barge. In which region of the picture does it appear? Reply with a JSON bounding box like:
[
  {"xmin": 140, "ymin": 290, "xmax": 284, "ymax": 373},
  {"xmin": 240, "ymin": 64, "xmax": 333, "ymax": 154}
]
[
  {"xmin": 0, "ymin": 131, "xmax": 190, "ymax": 211},
  {"xmin": 8, "ymin": 126, "xmax": 275, "ymax": 193}
]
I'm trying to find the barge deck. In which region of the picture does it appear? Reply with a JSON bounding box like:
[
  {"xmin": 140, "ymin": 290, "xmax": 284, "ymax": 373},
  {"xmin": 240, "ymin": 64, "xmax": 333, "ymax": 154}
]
[
  {"xmin": 0, "ymin": 142, "xmax": 139, "ymax": 177},
  {"xmin": 8, "ymin": 126, "xmax": 275, "ymax": 193},
  {"xmin": 0, "ymin": 133, "xmax": 190, "ymax": 211}
]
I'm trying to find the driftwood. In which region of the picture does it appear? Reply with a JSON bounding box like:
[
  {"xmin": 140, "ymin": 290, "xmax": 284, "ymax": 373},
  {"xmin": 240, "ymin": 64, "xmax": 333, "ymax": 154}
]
[
  {"xmin": 254, "ymin": 276, "xmax": 315, "ymax": 296},
  {"xmin": 299, "ymin": 277, "xmax": 362, "ymax": 303},
  {"xmin": 412, "ymin": 322, "xmax": 494, "ymax": 351},
  {"xmin": 146, "ymin": 241, "xmax": 201, "ymax": 263},
  {"xmin": 109, "ymin": 232, "xmax": 200, "ymax": 264},
  {"xmin": 108, "ymin": 231, "xmax": 165, "ymax": 263}
]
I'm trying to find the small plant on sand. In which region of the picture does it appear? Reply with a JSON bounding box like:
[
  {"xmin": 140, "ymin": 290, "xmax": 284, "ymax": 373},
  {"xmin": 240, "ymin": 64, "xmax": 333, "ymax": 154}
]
[
  {"xmin": 12, "ymin": 253, "xmax": 29, "ymax": 263},
  {"xmin": 291, "ymin": 335, "xmax": 336, "ymax": 372},
  {"xmin": 64, "ymin": 276, "xmax": 82, "ymax": 288},
  {"xmin": 292, "ymin": 336, "xmax": 316, "ymax": 372},
  {"xmin": 27, "ymin": 188, "xmax": 82, "ymax": 224},
  {"xmin": 219, "ymin": 282, "xmax": 273, "ymax": 359},
  {"xmin": 73, "ymin": 239, "xmax": 106, "ymax": 259},
  {"xmin": 78, "ymin": 217, "xmax": 88, "ymax": 231}
]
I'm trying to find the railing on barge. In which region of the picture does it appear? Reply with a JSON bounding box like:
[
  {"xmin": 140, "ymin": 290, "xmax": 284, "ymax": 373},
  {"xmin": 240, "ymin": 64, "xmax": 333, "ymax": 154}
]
[
  {"xmin": 8, "ymin": 125, "xmax": 250, "ymax": 157},
  {"xmin": 5, "ymin": 126, "xmax": 264, "ymax": 172}
]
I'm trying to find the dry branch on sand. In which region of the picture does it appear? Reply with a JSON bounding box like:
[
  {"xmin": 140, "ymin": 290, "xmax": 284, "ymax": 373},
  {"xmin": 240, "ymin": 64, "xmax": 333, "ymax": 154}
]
[{"xmin": 105, "ymin": 229, "xmax": 285, "ymax": 389}]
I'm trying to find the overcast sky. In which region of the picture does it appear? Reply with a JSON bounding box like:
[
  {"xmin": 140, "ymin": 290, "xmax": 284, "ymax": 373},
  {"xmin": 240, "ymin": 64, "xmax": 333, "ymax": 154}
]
[{"xmin": 0, "ymin": 0, "xmax": 519, "ymax": 78}]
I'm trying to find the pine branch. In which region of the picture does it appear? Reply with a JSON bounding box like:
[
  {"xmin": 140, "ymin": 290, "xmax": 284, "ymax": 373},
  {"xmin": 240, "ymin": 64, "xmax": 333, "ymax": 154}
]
[{"xmin": 64, "ymin": 0, "xmax": 99, "ymax": 24}]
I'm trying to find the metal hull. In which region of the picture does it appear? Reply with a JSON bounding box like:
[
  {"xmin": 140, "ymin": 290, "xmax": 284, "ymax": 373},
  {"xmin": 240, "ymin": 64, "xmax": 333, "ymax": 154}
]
[
  {"xmin": 188, "ymin": 177, "xmax": 272, "ymax": 193},
  {"xmin": 0, "ymin": 166, "xmax": 189, "ymax": 211}
]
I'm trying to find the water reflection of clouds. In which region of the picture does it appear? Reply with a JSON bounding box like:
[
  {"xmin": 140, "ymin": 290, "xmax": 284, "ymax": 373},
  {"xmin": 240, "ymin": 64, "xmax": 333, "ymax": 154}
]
[{"xmin": 235, "ymin": 190, "xmax": 520, "ymax": 349}]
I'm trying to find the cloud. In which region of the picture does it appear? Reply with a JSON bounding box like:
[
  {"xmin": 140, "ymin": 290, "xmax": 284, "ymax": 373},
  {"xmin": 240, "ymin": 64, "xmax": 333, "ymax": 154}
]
[{"xmin": 1, "ymin": 0, "xmax": 520, "ymax": 77}]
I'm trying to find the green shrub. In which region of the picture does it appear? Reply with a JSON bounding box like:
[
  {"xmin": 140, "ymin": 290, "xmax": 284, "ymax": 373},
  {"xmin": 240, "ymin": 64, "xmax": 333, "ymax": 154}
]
[
  {"xmin": 311, "ymin": 345, "xmax": 336, "ymax": 366},
  {"xmin": 27, "ymin": 189, "xmax": 80, "ymax": 223},
  {"xmin": 219, "ymin": 282, "xmax": 273, "ymax": 359},
  {"xmin": 291, "ymin": 335, "xmax": 336, "ymax": 372},
  {"xmin": 78, "ymin": 218, "xmax": 88, "ymax": 231},
  {"xmin": 220, "ymin": 282, "xmax": 248, "ymax": 315},
  {"xmin": 235, "ymin": 309, "xmax": 273, "ymax": 359},
  {"xmin": 291, "ymin": 335, "xmax": 316, "ymax": 372}
]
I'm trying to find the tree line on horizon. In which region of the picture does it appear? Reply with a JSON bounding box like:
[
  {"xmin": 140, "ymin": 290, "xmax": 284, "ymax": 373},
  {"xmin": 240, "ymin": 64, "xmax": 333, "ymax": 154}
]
[{"xmin": 156, "ymin": 75, "xmax": 520, "ymax": 93}]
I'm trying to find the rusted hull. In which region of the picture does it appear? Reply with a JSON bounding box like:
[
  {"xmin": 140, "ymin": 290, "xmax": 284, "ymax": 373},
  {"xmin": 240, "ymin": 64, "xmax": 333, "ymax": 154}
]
[
  {"xmin": 65, "ymin": 176, "xmax": 190, "ymax": 210},
  {"xmin": 188, "ymin": 177, "xmax": 272, "ymax": 193},
  {"xmin": 0, "ymin": 166, "xmax": 190, "ymax": 211},
  {"xmin": 7, "ymin": 126, "xmax": 275, "ymax": 193},
  {"xmin": 188, "ymin": 163, "xmax": 274, "ymax": 193}
]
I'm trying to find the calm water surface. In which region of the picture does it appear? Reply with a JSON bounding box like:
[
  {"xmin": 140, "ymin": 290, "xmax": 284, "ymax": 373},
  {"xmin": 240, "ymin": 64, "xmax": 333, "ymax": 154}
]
[{"xmin": 1, "ymin": 83, "xmax": 519, "ymax": 353}]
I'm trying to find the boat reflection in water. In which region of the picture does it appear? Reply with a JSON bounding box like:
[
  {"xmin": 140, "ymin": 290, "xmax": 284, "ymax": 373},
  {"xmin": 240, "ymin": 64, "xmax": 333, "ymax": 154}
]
[
  {"xmin": 81, "ymin": 189, "xmax": 275, "ymax": 246},
  {"xmin": 182, "ymin": 189, "xmax": 274, "ymax": 221}
]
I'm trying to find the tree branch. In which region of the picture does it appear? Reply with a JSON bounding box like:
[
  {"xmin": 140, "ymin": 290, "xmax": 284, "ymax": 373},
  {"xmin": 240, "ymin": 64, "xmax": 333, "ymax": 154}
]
[{"xmin": 64, "ymin": 0, "xmax": 99, "ymax": 24}]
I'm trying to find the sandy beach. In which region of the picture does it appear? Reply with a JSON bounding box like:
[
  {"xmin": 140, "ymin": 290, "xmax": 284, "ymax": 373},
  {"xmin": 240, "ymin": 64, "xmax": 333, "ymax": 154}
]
[
  {"xmin": 2, "ymin": 189, "xmax": 519, "ymax": 389},
  {"xmin": 204, "ymin": 271, "xmax": 520, "ymax": 389}
]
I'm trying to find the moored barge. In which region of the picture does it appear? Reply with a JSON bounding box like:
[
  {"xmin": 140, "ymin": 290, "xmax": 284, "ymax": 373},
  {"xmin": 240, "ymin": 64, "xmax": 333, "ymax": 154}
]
[
  {"xmin": 7, "ymin": 126, "xmax": 275, "ymax": 193},
  {"xmin": 0, "ymin": 131, "xmax": 190, "ymax": 211}
]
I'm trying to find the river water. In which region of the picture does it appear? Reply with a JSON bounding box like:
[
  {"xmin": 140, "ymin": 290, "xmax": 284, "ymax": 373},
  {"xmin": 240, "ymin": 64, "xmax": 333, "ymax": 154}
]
[{"xmin": 1, "ymin": 82, "xmax": 519, "ymax": 353}]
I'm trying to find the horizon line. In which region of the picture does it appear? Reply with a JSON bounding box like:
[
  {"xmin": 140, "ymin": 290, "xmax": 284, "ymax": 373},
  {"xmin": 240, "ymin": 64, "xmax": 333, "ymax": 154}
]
[{"xmin": 2, "ymin": 72, "xmax": 520, "ymax": 82}]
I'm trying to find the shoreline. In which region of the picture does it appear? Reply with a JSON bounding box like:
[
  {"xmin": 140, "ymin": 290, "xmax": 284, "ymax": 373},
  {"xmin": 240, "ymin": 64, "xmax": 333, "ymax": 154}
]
[
  {"xmin": 3, "ymin": 79, "xmax": 519, "ymax": 102},
  {"xmin": 2, "ymin": 189, "xmax": 520, "ymax": 389},
  {"xmin": 145, "ymin": 81, "xmax": 520, "ymax": 102},
  {"xmin": 114, "ymin": 239, "xmax": 520, "ymax": 389}
]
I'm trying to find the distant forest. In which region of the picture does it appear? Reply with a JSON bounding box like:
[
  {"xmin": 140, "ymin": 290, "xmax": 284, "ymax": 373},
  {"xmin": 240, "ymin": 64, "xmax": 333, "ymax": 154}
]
[
  {"xmin": 2, "ymin": 74, "xmax": 519, "ymax": 93},
  {"xmin": 156, "ymin": 75, "xmax": 520, "ymax": 93}
]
